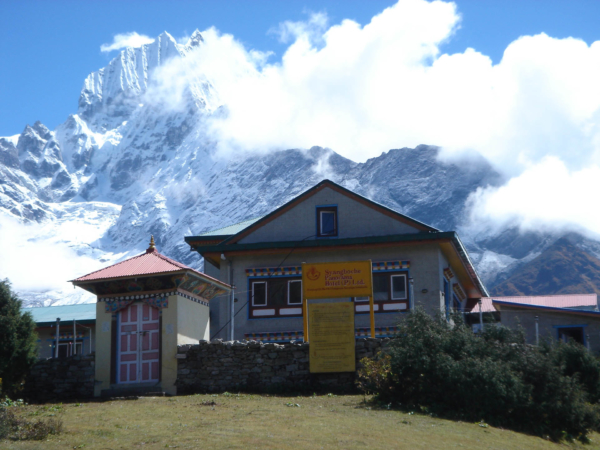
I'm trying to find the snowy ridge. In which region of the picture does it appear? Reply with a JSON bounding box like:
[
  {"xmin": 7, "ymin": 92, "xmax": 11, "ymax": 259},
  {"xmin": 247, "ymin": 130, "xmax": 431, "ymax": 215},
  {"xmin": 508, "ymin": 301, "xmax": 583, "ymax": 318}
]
[{"xmin": 0, "ymin": 30, "xmax": 588, "ymax": 305}]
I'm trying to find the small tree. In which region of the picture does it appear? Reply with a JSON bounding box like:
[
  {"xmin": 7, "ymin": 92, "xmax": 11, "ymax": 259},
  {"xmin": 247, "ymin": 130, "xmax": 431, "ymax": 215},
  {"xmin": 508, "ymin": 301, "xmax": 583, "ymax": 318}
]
[{"xmin": 0, "ymin": 279, "xmax": 38, "ymax": 397}]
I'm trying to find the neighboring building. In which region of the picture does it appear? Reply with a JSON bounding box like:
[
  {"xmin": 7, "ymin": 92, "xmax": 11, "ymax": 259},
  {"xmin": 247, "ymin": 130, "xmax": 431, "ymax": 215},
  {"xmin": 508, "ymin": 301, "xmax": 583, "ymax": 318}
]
[
  {"xmin": 185, "ymin": 179, "xmax": 489, "ymax": 342},
  {"xmin": 464, "ymin": 297, "xmax": 499, "ymax": 332},
  {"xmin": 70, "ymin": 238, "xmax": 231, "ymax": 397},
  {"xmin": 24, "ymin": 303, "xmax": 96, "ymax": 359},
  {"xmin": 492, "ymin": 294, "xmax": 600, "ymax": 351}
]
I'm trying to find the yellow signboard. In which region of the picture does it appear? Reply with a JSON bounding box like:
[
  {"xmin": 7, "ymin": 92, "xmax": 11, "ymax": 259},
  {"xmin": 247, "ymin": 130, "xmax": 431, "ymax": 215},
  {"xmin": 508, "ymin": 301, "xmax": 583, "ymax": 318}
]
[
  {"xmin": 309, "ymin": 302, "xmax": 356, "ymax": 373},
  {"xmin": 302, "ymin": 260, "xmax": 372, "ymax": 300}
]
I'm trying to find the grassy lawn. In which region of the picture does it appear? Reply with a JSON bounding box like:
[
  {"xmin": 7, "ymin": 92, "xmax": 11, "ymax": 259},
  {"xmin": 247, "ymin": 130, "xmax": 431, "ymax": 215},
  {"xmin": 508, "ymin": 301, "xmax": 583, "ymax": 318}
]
[{"xmin": 2, "ymin": 393, "xmax": 599, "ymax": 449}]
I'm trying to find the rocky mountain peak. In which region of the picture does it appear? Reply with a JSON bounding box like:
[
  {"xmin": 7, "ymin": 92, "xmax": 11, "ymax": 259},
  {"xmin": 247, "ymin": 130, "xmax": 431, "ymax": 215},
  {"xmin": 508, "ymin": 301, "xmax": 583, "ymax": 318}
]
[
  {"xmin": 77, "ymin": 31, "xmax": 186, "ymax": 131},
  {"xmin": 185, "ymin": 30, "xmax": 204, "ymax": 51}
]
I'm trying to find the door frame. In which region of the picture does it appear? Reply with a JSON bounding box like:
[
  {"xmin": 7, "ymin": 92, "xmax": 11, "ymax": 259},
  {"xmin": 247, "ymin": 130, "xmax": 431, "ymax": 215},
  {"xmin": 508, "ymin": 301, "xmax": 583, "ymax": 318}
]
[{"xmin": 111, "ymin": 302, "xmax": 162, "ymax": 385}]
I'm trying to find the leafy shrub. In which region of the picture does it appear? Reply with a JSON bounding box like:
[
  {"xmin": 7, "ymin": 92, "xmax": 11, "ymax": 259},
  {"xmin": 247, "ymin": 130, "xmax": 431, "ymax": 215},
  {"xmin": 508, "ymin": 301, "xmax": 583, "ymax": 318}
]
[
  {"xmin": 0, "ymin": 279, "xmax": 38, "ymax": 397},
  {"xmin": 0, "ymin": 405, "xmax": 63, "ymax": 441},
  {"xmin": 356, "ymin": 354, "xmax": 394, "ymax": 396},
  {"xmin": 358, "ymin": 308, "xmax": 600, "ymax": 441}
]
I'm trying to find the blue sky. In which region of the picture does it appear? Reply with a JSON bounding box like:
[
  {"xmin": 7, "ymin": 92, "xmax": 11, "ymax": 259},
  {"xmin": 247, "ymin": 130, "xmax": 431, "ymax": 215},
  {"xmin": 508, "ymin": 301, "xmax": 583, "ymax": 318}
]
[{"xmin": 2, "ymin": 0, "xmax": 600, "ymax": 137}]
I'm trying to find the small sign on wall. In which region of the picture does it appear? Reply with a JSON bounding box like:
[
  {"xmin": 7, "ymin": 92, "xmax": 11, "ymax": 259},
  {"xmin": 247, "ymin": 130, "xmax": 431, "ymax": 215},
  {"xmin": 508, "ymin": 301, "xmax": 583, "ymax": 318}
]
[
  {"xmin": 309, "ymin": 302, "xmax": 356, "ymax": 373},
  {"xmin": 165, "ymin": 324, "xmax": 174, "ymax": 335},
  {"xmin": 101, "ymin": 322, "xmax": 110, "ymax": 332}
]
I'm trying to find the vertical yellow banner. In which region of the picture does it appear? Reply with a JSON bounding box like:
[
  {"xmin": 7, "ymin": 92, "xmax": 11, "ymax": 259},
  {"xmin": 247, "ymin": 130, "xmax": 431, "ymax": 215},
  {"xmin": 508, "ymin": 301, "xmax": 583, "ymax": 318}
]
[{"xmin": 309, "ymin": 302, "xmax": 356, "ymax": 373}]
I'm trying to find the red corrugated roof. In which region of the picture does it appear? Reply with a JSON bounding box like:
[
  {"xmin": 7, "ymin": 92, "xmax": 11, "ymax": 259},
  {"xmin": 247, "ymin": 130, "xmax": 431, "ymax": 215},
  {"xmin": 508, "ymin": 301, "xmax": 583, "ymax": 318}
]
[
  {"xmin": 490, "ymin": 294, "xmax": 597, "ymax": 309},
  {"xmin": 465, "ymin": 297, "xmax": 496, "ymax": 314},
  {"xmin": 71, "ymin": 247, "xmax": 227, "ymax": 288}
]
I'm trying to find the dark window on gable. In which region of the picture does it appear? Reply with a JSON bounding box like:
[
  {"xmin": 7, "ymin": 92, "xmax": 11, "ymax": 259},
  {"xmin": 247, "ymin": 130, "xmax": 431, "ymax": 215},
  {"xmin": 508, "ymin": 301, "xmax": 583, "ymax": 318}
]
[{"xmin": 317, "ymin": 206, "xmax": 338, "ymax": 237}]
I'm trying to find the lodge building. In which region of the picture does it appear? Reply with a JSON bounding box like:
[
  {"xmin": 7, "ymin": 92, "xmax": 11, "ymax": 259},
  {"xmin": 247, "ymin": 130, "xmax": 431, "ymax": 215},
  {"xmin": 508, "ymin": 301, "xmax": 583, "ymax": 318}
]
[{"xmin": 185, "ymin": 179, "xmax": 488, "ymax": 342}]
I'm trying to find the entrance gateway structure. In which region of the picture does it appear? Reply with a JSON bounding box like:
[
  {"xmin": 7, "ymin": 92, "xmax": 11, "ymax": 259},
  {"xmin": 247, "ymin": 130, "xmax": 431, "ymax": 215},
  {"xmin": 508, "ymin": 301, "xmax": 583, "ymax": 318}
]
[{"xmin": 71, "ymin": 238, "xmax": 231, "ymax": 397}]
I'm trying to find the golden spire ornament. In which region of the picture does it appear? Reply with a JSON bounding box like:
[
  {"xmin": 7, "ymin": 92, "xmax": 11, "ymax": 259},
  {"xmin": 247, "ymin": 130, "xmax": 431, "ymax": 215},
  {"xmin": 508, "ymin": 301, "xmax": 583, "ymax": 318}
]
[{"xmin": 147, "ymin": 235, "xmax": 156, "ymax": 253}]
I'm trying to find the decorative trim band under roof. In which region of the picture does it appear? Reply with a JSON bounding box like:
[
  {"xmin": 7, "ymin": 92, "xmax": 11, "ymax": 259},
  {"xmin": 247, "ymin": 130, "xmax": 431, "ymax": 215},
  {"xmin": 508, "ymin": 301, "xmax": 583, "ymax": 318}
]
[
  {"xmin": 246, "ymin": 266, "xmax": 302, "ymax": 277},
  {"xmin": 443, "ymin": 267, "xmax": 455, "ymax": 281},
  {"xmin": 372, "ymin": 261, "xmax": 410, "ymax": 271},
  {"xmin": 453, "ymin": 283, "xmax": 467, "ymax": 301},
  {"xmin": 245, "ymin": 261, "xmax": 409, "ymax": 278},
  {"xmin": 98, "ymin": 291, "xmax": 210, "ymax": 308}
]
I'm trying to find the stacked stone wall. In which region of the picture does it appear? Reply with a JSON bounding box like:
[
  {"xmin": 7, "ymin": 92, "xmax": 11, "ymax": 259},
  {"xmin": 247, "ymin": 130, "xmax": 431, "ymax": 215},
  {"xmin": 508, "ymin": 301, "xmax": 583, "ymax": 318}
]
[
  {"xmin": 176, "ymin": 338, "xmax": 388, "ymax": 394},
  {"xmin": 22, "ymin": 355, "xmax": 95, "ymax": 403}
]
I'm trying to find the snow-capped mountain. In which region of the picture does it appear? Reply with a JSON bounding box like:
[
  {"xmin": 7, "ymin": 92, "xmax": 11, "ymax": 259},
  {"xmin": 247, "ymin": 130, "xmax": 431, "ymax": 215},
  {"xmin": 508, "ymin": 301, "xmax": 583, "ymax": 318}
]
[{"xmin": 1, "ymin": 30, "xmax": 598, "ymax": 306}]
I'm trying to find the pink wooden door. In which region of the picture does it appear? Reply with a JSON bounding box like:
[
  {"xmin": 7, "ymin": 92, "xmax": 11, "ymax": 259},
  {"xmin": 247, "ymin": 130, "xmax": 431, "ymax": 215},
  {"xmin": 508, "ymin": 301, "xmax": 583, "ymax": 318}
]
[{"xmin": 118, "ymin": 303, "xmax": 160, "ymax": 383}]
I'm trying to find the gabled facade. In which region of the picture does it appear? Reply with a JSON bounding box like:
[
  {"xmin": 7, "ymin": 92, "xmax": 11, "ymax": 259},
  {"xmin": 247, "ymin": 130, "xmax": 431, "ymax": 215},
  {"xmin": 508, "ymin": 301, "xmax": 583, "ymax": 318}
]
[
  {"xmin": 185, "ymin": 179, "xmax": 488, "ymax": 342},
  {"xmin": 71, "ymin": 238, "xmax": 231, "ymax": 396}
]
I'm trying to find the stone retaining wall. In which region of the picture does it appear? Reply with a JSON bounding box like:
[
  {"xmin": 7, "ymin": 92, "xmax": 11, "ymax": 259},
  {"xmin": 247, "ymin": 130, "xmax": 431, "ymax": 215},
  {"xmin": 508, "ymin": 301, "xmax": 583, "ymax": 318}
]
[
  {"xmin": 22, "ymin": 355, "xmax": 95, "ymax": 403},
  {"xmin": 176, "ymin": 338, "xmax": 388, "ymax": 394}
]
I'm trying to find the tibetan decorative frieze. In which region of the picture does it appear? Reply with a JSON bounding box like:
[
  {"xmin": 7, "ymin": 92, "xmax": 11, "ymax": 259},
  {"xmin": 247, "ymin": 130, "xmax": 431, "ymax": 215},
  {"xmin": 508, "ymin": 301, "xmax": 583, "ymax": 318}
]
[
  {"xmin": 452, "ymin": 283, "xmax": 467, "ymax": 301},
  {"xmin": 245, "ymin": 266, "xmax": 302, "ymax": 277},
  {"xmin": 443, "ymin": 267, "xmax": 455, "ymax": 281},
  {"xmin": 103, "ymin": 295, "xmax": 169, "ymax": 314},
  {"xmin": 92, "ymin": 275, "xmax": 176, "ymax": 296},
  {"xmin": 372, "ymin": 261, "xmax": 410, "ymax": 271},
  {"xmin": 177, "ymin": 275, "xmax": 228, "ymax": 300}
]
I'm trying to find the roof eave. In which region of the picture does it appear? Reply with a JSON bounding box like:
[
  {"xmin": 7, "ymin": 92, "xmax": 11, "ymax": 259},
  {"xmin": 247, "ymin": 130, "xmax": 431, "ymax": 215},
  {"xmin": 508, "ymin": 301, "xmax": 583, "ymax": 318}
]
[
  {"xmin": 449, "ymin": 234, "xmax": 490, "ymax": 298},
  {"xmin": 493, "ymin": 301, "xmax": 600, "ymax": 316},
  {"xmin": 191, "ymin": 231, "xmax": 452, "ymax": 254},
  {"xmin": 71, "ymin": 268, "xmax": 232, "ymax": 291}
]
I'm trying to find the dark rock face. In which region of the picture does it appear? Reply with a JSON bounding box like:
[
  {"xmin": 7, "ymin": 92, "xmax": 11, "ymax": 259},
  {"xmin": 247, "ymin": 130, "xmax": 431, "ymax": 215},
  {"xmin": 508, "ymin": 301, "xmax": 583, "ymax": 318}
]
[
  {"xmin": 17, "ymin": 124, "xmax": 47, "ymax": 159},
  {"xmin": 346, "ymin": 145, "xmax": 504, "ymax": 231},
  {"xmin": 492, "ymin": 233, "xmax": 600, "ymax": 296},
  {"xmin": 0, "ymin": 138, "xmax": 19, "ymax": 168},
  {"xmin": 50, "ymin": 169, "xmax": 73, "ymax": 189},
  {"xmin": 110, "ymin": 153, "xmax": 143, "ymax": 190}
]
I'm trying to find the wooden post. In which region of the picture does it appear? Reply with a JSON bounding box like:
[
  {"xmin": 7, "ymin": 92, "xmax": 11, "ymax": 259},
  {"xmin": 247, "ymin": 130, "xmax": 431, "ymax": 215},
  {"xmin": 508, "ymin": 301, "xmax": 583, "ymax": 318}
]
[
  {"xmin": 73, "ymin": 319, "xmax": 77, "ymax": 355},
  {"xmin": 303, "ymin": 299, "xmax": 308, "ymax": 342},
  {"xmin": 54, "ymin": 318, "xmax": 60, "ymax": 358},
  {"xmin": 369, "ymin": 295, "xmax": 375, "ymax": 338}
]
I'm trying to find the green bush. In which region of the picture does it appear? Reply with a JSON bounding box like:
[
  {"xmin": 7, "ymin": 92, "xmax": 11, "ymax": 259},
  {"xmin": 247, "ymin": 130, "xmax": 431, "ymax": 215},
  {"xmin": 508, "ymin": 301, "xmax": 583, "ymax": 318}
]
[
  {"xmin": 0, "ymin": 279, "xmax": 38, "ymax": 397},
  {"xmin": 358, "ymin": 308, "xmax": 600, "ymax": 441},
  {"xmin": 0, "ymin": 405, "xmax": 63, "ymax": 441}
]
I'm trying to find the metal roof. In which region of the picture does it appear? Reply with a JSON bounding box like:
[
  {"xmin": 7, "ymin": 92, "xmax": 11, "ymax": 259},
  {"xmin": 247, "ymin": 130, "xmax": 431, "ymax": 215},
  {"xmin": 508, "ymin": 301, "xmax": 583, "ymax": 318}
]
[
  {"xmin": 490, "ymin": 294, "xmax": 597, "ymax": 309},
  {"xmin": 71, "ymin": 248, "xmax": 195, "ymax": 282},
  {"xmin": 198, "ymin": 217, "xmax": 264, "ymax": 237},
  {"xmin": 24, "ymin": 303, "xmax": 96, "ymax": 325},
  {"xmin": 492, "ymin": 300, "xmax": 600, "ymax": 318},
  {"xmin": 465, "ymin": 297, "xmax": 496, "ymax": 314}
]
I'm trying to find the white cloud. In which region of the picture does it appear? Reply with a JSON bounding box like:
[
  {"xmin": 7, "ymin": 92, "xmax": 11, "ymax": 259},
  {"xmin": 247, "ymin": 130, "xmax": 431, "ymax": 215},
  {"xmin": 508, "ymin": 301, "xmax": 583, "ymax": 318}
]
[
  {"xmin": 270, "ymin": 11, "xmax": 329, "ymax": 45},
  {"xmin": 116, "ymin": 0, "xmax": 600, "ymax": 237},
  {"xmin": 465, "ymin": 157, "xmax": 600, "ymax": 236},
  {"xmin": 0, "ymin": 214, "xmax": 107, "ymax": 294},
  {"xmin": 100, "ymin": 32, "xmax": 155, "ymax": 53}
]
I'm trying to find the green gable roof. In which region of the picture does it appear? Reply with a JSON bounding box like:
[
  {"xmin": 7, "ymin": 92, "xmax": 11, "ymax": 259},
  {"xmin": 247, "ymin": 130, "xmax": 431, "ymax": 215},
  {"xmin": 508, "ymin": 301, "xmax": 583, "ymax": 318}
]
[
  {"xmin": 24, "ymin": 303, "xmax": 96, "ymax": 326},
  {"xmin": 198, "ymin": 216, "xmax": 264, "ymax": 237}
]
